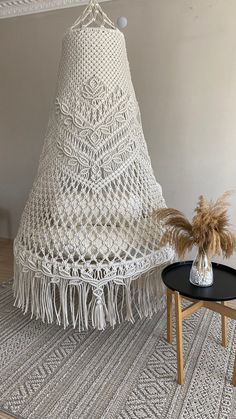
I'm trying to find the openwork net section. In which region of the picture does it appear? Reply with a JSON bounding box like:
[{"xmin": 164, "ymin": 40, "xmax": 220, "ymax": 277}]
[{"xmin": 14, "ymin": 18, "xmax": 174, "ymax": 330}]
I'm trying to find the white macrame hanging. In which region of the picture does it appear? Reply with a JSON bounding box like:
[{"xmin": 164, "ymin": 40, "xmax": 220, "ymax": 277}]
[{"xmin": 13, "ymin": 0, "xmax": 174, "ymax": 330}]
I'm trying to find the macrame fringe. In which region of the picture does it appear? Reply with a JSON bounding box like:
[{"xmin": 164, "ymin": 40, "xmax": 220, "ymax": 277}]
[{"xmin": 13, "ymin": 264, "xmax": 167, "ymax": 331}]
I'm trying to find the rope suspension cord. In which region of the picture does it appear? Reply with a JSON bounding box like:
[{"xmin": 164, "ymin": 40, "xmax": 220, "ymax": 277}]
[{"xmin": 71, "ymin": 0, "xmax": 116, "ymax": 30}]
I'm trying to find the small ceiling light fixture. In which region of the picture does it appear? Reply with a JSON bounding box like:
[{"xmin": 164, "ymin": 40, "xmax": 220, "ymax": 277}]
[{"xmin": 117, "ymin": 16, "xmax": 128, "ymax": 29}]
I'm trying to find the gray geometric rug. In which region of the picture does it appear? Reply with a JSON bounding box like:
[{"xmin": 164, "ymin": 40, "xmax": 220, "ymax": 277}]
[{"xmin": 1, "ymin": 283, "xmax": 236, "ymax": 419}]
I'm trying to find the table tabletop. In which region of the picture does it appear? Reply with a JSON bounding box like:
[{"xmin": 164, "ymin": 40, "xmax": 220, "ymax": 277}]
[{"xmin": 162, "ymin": 261, "xmax": 236, "ymax": 302}]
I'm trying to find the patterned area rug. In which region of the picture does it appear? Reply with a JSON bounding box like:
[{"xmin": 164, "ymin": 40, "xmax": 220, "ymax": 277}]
[{"xmin": 1, "ymin": 283, "xmax": 236, "ymax": 419}]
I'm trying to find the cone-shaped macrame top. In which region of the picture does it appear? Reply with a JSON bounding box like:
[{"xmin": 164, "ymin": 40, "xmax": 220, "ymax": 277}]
[{"xmin": 14, "ymin": 0, "xmax": 174, "ymax": 330}]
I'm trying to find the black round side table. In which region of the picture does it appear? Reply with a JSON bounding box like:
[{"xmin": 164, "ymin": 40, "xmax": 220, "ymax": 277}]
[{"xmin": 162, "ymin": 261, "xmax": 236, "ymax": 386}]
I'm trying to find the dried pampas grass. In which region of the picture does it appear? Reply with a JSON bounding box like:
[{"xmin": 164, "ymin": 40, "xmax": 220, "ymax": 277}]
[{"xmin": 154, "ymin": 191, "xmax": 236, "ymax": 259}]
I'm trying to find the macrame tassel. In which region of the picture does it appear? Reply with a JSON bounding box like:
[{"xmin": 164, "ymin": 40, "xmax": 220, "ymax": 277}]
[
  {"xmin": 94, "ymin": 299, "xmax": 106, "ymax": 331},
  {"xmin": 13, "ymin": 261, "xmax": 171, "ymax": 330},
  {"xmin": 125, "ymin": 281, "xmax": 135, "ymax": 324}
]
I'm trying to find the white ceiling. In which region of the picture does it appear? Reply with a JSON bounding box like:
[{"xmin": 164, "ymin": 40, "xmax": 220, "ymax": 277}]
[{"xmin": 0, "ymin": 0, "xmax": 111, "ymax": 19}]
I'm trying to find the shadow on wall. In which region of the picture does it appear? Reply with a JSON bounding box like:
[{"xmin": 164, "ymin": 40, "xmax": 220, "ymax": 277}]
[{"xmin": 0, "ymin": 208, "xmax": 12, "ymax": 239}]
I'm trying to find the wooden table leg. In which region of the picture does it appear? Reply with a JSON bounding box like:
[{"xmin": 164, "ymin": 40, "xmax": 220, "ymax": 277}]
[
  {"xmin": 175, "ymin": 291, "xmax": 184, "ymax": 385},
  {"xmin": 167, "ymin": 288, "xmax": 173, "ymax": 344},
  {"xmin": 221, "ymin": 301, "xmax": 227, "ymax": 348}
]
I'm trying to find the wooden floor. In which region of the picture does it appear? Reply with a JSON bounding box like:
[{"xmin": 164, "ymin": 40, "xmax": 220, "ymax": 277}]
[
  {"xmin": 0, "ymin": 238, "xmax": 236, "ymax": 419},
  {"xmin": 0, "ymin": 239, "xmax": 13, "ymax": 284}
]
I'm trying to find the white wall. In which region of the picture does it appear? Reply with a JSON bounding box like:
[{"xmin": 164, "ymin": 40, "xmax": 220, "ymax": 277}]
[{"xmin": 0, "ymin": 0, "xmax": 236, "ymax": 241}]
